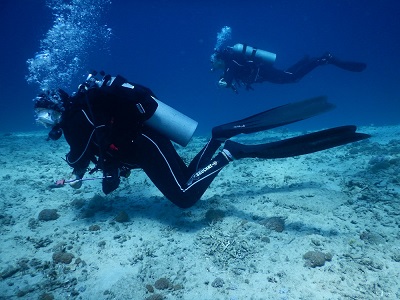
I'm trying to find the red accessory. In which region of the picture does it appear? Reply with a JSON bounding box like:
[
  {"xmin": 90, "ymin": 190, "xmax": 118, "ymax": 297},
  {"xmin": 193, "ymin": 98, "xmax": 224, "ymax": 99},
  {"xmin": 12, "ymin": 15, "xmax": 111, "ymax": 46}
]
[
  {"xmin": 55, "ymin": 179, "xmax": 66, "ymax": 185},
  {"xmin": 109, "ymin": 144, "xmax": 119, "ymax": 151}
]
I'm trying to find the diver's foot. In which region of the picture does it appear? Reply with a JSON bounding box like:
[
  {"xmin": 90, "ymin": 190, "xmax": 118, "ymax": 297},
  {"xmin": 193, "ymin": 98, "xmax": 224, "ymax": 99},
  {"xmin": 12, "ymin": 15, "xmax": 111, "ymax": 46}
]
[{"xmin": 223, "ymin": 140, "xmax": 245, "ymax": 160}]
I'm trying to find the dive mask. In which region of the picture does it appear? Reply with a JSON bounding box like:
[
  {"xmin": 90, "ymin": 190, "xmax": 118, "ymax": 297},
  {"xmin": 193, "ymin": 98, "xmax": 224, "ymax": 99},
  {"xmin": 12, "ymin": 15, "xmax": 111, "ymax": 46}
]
[{"xmin": 35, "ymin": 108, "xmax": 62, "ymax": 127}]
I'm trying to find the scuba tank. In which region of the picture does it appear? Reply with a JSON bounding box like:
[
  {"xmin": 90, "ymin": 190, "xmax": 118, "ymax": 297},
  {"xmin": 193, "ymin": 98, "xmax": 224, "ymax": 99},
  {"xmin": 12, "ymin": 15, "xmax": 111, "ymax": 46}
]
[
  {"xmin": 145, "ymin": 98, "xmax": 198, "ymax": 147},
  {"xmin": 231, "ymin": 43, "xmax": 276, "ymax": 64}
]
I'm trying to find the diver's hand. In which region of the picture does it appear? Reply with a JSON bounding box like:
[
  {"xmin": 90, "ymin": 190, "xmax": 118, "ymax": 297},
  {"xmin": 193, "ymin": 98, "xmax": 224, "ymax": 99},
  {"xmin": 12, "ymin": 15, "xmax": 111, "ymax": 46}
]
[
  {"xmin": 218, "ymin": 78, "xmax": 228, "ymax": 88},
  {"xmin": 102, "ymin": 168, "xmax": 120, "ymax": 195},
  {"xmin": 119, "ymin": 167, "xmax": 131, "ymax": 178}
]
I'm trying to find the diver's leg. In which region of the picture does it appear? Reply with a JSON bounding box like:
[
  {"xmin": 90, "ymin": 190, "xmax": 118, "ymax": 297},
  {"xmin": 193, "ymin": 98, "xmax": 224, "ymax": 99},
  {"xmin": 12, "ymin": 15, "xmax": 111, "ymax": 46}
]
[
  {"xmin": 260, "ymin": 53, "xmax": 366, "ymax": 84},
  {"xmin": 128, "ymin": 130, "xmax": 229, "ymax": 208},
  {"xmin": 187, "ymin": 138, "xmax": 223, "ymax": 174},
  {"xmin": 273, "ymin": 54, "xmax": 347, "ymax": 83},
  {"xmin": 257, "ymin": 65, "xmax": 298, "ymax": 84},
  {"xmin": 255, "ymin": 56, "xmax": 319, "ymax": 84},
  {"xmin": 180, "ymin": 125, "xmax": 370, "ymax": 205},
  {"xmin": 284, "ymin": 56, "xmax": 324, "ymax": 82},
  {"xmin": 286, "ymin": 53, "xmax": 366, "ymax": 79}
]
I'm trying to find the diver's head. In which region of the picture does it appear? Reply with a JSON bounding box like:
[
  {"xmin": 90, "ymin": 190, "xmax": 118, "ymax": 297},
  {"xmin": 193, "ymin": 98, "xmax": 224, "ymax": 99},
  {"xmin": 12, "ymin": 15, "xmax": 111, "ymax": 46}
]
[
  {"xmin": 210, "ymin": 49, "xmax": 226, "ymax": 71},
  {"xmin": 33, "ymin": 89, "xmax": 69, "ymax": 127}
]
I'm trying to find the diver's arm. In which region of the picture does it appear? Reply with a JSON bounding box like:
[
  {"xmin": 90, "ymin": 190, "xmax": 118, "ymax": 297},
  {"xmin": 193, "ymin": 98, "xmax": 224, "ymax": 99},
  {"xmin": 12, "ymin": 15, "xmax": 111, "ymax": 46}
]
[
  {"xmin": 62, "ymin": 107, "xmax": 95, "ymax": 188},
  {"xmin": 222, "ymin": 59, "xmax": 249, "ymax": 93},
  {"xmin": 222, "ymin": 62, "xmax": 235, "ymax": 88}
]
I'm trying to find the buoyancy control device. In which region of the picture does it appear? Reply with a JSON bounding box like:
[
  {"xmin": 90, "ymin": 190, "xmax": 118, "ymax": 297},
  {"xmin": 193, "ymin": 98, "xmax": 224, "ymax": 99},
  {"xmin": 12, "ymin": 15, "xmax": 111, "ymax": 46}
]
[{"xmin": 83, "ymin": 72, "xmax": 198, "ymax": 147}]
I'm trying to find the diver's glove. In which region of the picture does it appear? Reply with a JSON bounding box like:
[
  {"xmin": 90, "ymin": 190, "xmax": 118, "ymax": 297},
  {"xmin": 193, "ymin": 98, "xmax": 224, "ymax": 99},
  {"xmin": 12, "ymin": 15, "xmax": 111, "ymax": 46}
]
[
  {"xmin": 218, "ymin": 78, "xmax": 228, "ymax": 88},
  {"xmin": 102, "ymin": 167, "xmax": 120, "ymax": 195},
  {"xmin": 119, "ymin": 166, "xmax": 131, "ymax": 178}
]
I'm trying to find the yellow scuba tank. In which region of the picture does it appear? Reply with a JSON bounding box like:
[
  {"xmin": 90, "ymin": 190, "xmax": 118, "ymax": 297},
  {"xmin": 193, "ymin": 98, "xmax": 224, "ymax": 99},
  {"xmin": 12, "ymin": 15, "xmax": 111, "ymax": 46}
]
[{"xmin": 231, "ymin": 43, "xmax": 276, "ymax": 64}]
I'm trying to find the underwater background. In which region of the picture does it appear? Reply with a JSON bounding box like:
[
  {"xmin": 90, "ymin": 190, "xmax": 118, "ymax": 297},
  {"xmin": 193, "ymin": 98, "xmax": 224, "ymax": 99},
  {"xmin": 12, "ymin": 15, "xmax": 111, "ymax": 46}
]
[
  {"xmin": 0, "ymin": 0, "xmax": 399, "ymax": 134},
  {"xmin": 1, "ymin": 2, "xmax": 400, "ymax": 299}
]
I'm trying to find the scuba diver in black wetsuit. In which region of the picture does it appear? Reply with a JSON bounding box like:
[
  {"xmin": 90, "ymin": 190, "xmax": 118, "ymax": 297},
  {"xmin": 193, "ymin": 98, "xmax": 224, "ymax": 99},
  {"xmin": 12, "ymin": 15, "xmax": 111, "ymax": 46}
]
[
  {"xmin": 211, "ymin": 43, "xmax": 367, "ymax": 93},
  {"xmin": 33, "ymin": 72, "xmax": 370, "ymax": 208}
]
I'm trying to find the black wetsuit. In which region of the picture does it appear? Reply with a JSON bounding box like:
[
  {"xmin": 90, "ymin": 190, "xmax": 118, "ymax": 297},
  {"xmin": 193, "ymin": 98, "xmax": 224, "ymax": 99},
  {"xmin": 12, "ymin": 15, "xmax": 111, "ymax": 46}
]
[
  {"xmin": 56, "ymin": 76, "xmax": 369, "ymax": 208},
  {"xmin": 221, "ymin": 53, "xmax": 326, "ymax": 92},
  {"xmin": 59, "ymin": 76, "xmax": 229, "ymax": 208},
  {"xmin": 219, "ymin": 48, "xmax": 366, "ymax": 92}
]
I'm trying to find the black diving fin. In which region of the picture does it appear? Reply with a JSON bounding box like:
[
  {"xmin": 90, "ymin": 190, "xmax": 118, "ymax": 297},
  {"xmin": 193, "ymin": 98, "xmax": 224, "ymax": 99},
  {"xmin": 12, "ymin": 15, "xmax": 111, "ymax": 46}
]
[
  {"xmin": 224, "ymin": 125, "xmax": 370, "ymax": 159},
  {"xmin": 330, "ymin": 57, "xmax": 367, "ymax": 72},
  {"xmin": 212, "ymin": 96, "xmax": 335, "ymax": 140}
]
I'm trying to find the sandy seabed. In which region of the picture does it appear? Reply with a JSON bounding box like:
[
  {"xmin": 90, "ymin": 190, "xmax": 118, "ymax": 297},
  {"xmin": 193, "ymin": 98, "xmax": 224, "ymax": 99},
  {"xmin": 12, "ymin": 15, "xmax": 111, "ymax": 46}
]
[{"xmin": 0, "ymin": 125, "xmax": 399, "ymax": 300}]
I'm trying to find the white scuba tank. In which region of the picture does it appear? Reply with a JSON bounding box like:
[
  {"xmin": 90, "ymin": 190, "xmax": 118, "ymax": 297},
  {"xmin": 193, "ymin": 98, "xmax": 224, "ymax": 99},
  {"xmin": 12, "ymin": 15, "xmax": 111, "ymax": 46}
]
[
  {"xmin": 120, "ymin": 81, "xmax": 198, "ymax": 147},
  {"xmin": 145, "ymin": 97, "xmax": 198, "ymax": 147},
  {"xmin": 231, "ymin": 43, "xmax": 276, "ymax": 64}
]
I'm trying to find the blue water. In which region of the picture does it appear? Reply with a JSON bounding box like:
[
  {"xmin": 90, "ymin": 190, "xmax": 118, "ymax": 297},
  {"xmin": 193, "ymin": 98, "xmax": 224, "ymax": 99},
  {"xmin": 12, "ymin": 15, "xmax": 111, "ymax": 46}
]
[{"xmin": 0, "ymin": 0, "xmax": 399, "ymax": 134}]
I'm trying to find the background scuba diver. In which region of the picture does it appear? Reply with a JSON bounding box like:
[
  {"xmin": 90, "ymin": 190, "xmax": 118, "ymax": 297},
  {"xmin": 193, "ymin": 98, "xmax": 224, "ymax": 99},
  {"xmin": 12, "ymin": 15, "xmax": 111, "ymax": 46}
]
[
  {"xmin": 211, "ymin": 43, "xmax": 367, "ymax": 93},
  {"xmin": 33, "ymin": 72, "xmax": 370, "ymax": 208}
]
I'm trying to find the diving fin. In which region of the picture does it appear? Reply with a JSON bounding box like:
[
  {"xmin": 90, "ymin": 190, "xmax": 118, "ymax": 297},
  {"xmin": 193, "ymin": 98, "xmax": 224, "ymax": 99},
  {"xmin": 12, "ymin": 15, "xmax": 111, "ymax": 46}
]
[
  {"xmin": 212, "ymin": 96, "xmax": 335, "ymax": 140},
  {"xmin": 224, "ymin": 125, "xmax": 370, "ymax": 159},
  {"xmin": 330, "ymin": 57, "xmax": 367, "ymax": 72}
]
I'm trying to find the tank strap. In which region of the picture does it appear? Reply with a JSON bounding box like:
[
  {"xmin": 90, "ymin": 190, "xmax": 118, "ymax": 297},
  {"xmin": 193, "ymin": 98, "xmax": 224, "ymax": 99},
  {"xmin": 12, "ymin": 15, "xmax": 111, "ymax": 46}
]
[
  {"xmin": 250, "ymin": 49, "xmax": 257, "ymax": 60},
  {"xmin": 241, "ymin": 43, "xmax": 258, "ymax": 61},
  {"xmin": 241, "ymin": 44, "xmax": 247, "ymax": 54}
]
